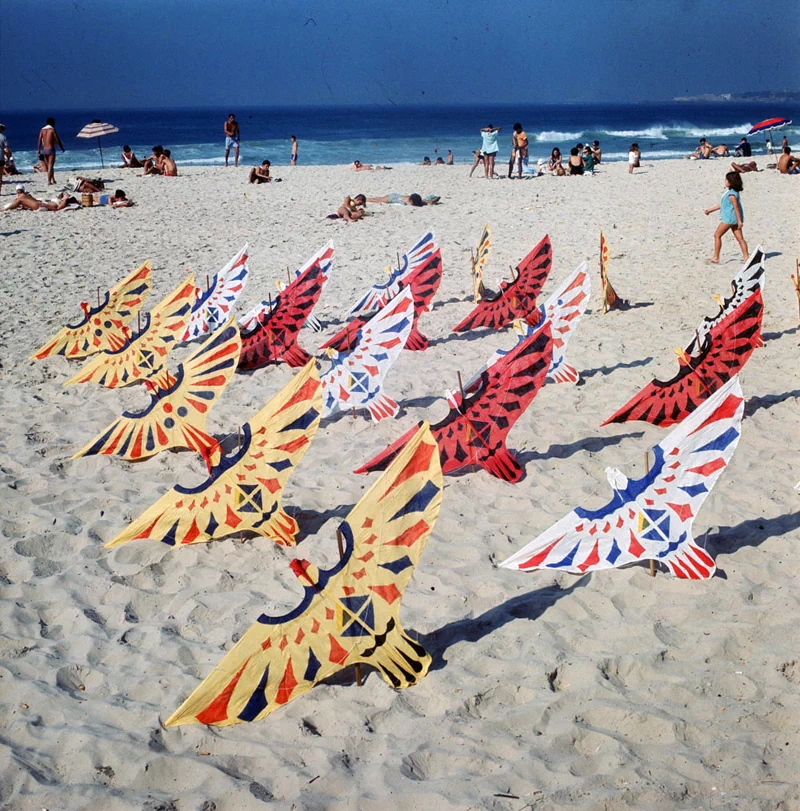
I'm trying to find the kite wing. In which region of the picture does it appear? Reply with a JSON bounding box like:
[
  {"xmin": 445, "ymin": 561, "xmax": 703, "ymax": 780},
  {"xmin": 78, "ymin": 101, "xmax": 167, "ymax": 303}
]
[
  {"xmin": 165, "ymin": 422, "xmax": 442, "ymax": 727},
  {"xmin": 349, "ymin": 232, "xmax": 436, "ymax": 316},
  {"xmin": 402, "ymin": 249, "xmax": 443, "ymax": 351},
  {"xmin": 73, "ymin": 320, "xmax": 241, "ymax": 467},
  {"xmin": 273, "ymin": 240, "xmax": 335, "ymax": 333},
  {"xmin": 603, "ymin": 291, "xmax": 762, "ymax": 427},
  {"xmin": 31, "ymin": 261, "xmax": 152, "ymax": 359},
  {"xmin": 64, "ymin": 276, "xmax": 196, "ymax": 388},
  {"xmin": 239, "ymin": 262, "xmax": 326, "ymax": 369},
  {"xmin": 501, "ymin": 376, "xmax": 744, "ymax": 579},
  {"xmin": 182, "ymin": 245, "xmax": 249, "ymax": 342},
  {"xmin": 321, "ymin": 288, "xmax": 414, "ymax": 421},
  {"xmin": 463, "ymin": 264, "xmax": 591, "ymax": 389},
  {"xmin": 106, "ymin": 361, "xmax": 322, "ymax": 549},
  {"xmin": 357, "ymin": 324, "xmax": 553, "ymax": 483},
  {"xmin": 452, "ymin": 235, "xmax": 553, "ymax": 332},
  {"xmin": 686, "ymin": 246, "xmax": 765, "ymax": 353}
]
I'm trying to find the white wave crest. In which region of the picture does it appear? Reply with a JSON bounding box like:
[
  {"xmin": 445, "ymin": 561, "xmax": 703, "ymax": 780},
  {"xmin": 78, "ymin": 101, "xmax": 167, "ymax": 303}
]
[
  {"xmin": 604, "ymin": 127, "xmax": 669, "ymax": 139},
  {"xmin": 680, "ymin": 124, "xmax": 753, "ymax": 138},
  {"xmin": 532, "ymin": 130, "xmax": 584, "ymax": 142}
]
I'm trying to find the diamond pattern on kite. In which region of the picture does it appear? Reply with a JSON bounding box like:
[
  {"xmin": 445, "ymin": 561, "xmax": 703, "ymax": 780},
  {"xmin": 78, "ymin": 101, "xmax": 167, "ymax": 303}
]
[
  {"xmin": 164, "ymin": 422, "xmax": 442, "ymax": 727},
  {"xmin": 105, "ymin": 361, "xmax": 321, "ymax": 549},
  {"xmin": 500, "ymin": 376, "xmax": 744, "ymax": 579},
  {"xmin": 465, "ymin": 264, "xmax": 591, "ymax": 388},
  {"xmin": 238, "ymin": 261, "xmax": 328, "ymax": 370},
  {"xmin": 322, "ymin": 249, "xmax": 443, "ymax": 354},
  {"xmin": 73, "ymin": 319, "xmax": 241, "ymax": 469},
  {"xmin": 356, "ymin": 323, "xmax": 553, "ymax": 483},
  {"xmin": 181, "ymin": 245, "xmax": 249, "ymax": 342},
  {"xmin": 685, "ymin": 246, "xmax": 765, "ymax": 354},
  {"xmin": 63, "ymin": 276, "xmax": 196, "ymax": 388},
  {"xmin": 239, "ymin": 242, "xmax": 335, "ymax": 334},
  {"xmin": 31, "ymin": 262, "xmax": 152, "ymax": 360},
  {"xmin": 452, "ymin": 235, "xmax": 553, "ymax": 333},
  {"xmin": 603, "ymin": 290, "xmax": 762, "ymax": 427},
  {"xmin": 321, "ymin": 287, "xmax": 414, "ymax": 421},
  {"xmin": 348, "ymin": 233, "xmax": 437, "ymax": 316}
]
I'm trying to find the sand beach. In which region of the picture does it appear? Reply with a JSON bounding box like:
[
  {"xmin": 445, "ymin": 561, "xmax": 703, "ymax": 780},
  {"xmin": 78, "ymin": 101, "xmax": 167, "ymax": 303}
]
[{"xmin": 1, "ymin": 158, "xmax": 799, "ymax": 810}]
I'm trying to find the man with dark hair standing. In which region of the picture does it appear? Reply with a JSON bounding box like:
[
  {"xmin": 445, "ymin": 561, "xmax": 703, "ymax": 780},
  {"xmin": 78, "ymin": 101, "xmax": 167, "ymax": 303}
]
[
  {"xmin": 37, "ymin": 117, "xmax": 65, "ymax": 185},
  {"xmin": 224, "ymin": 113, "xmax": 240, "ymax": 167}
]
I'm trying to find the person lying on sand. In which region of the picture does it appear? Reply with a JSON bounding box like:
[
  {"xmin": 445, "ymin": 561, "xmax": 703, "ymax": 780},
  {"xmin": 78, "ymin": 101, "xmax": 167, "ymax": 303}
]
[
  {"xmin": 249, "ymin": 160, "xmax": 278, "ymax": 184},
  {"xmin": 365, "ymin": 193, "xmax": 440, "ymax": 206},
  {"xmin": 776, "ymin": 146, "xmax": 800, "ymax": 174},
  {"xmin": 730, "ymin": 161, "xmax": 758, "ymax": 173},
  {"xmin": 351, "ymin": 161, "xmax": 391, "ymax": 171},
  {"xmin": 109, "ymin": 189, "xmax": 134, "ymax": 208},
  {"xmin": 33, "ymin": 156, "xmax": 47, "ymax": 173},
  {"xmin": 3, "ymin": 185, "xmax": 78, "ymax": 212},
  {"xmin": 71, "ymin": 176, "xmax": 105, "ymax": 193},
  {"xmin": 120, "ymin": 146, "xmax": 142, "ymax": 168}
]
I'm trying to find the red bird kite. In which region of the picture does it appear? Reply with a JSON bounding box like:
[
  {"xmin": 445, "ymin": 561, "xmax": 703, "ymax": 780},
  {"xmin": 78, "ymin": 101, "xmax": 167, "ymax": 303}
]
[
  {"xmin": 452, "ymin": 235, "xmax": 552, "ymax": 333},
  {"xmin": 356, "ymin": 323, "xmax": 553, "ymax": 483}
]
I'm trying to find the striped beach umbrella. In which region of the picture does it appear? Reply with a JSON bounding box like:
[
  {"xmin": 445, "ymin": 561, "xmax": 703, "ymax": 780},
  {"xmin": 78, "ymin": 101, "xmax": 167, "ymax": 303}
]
[
  {"xmin": 76, "ymin": 120, "xmax": 120, "ymax": 168},
  {"xmin": 747, "ymin": 117, "xmax": 792, "ymax": 136}
]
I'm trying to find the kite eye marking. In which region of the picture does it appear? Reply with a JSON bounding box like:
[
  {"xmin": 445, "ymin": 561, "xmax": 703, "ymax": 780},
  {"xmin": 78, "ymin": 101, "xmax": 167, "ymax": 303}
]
[
  {"xmin": 177, "ymin": 406, "xmax": 188, "ymax": 417},
  {"xmin": 164, "ymin": 417, "xmax": 175, "ymax": 429},
  {"xmin": 163, "ymin": 403, "xmax": 173, "ymax": 413}
]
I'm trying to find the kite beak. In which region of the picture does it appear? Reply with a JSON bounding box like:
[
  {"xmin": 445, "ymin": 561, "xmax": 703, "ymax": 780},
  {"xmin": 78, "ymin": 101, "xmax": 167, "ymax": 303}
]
[{"xmin": 290, "ymin": 559, "xmax": 320, "ymax": 589}]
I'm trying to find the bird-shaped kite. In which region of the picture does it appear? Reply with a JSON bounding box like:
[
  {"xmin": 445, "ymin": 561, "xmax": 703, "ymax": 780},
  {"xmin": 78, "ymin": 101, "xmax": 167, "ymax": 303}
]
[
  {"xmin": 105, "ymin": 361, "xmax": 322, "ymax": 549},
  {"xmin": 31, "ymin": 262, "xmax": 152, "ymax": 360},
  {"xmin": 603, "ymin": 290, "xmax": 762, "ymax": 427},
  {"xmin": 73, "ymin": 320, "xmax": 241, "ymax": 469},
  {"xmin": 320, "ymin": 288, "xmax": 414, "ymax": 421},
  {"xmin": 356, "ymin": 323, "xmax": 553, "ymax": 483},
  {"xmin": 464, "ymin": 264, "xmax": 591, "ymax": 388},
  {"xmin": 321, "ymin": 249, "xmax": 443, "ymax": 353},
  {"xmin": 238, "ymin": 261, "xmax": 327, "ymax": 370},
  {"xmin": 599, "ymin": 230, "xmax": 627, "ymax": 313},
  {"xmin": 165, "ymin": 421, "xmax": 443, "ymax": 727},
  {"xmin": 181, "ymin": 245, "xmax": 249, "ymax": 342},
  {"xmin": 348, "ymin": 233, "xmax": 437, "ymax": 315},
  {"xmin": 452, "ymin": 235, "xmax": 553, "ymax": 332},
  {"xmin": 500, "ymin": 375, "xmax": 745, "ymax": 579},
  {"xmin": 685, "ymin": 245, "xmax": 765, "ymax": 354},
  {"xmin": 471, "ymin": 224, "xmax": 491, "ymax": 302},
  {"xmin": 239, "ymin": 242, "xmax": 335, "ymax": 334},
  {"xmin": 63, "ymin": 276, "xmax": 196, "ymax": 388}
]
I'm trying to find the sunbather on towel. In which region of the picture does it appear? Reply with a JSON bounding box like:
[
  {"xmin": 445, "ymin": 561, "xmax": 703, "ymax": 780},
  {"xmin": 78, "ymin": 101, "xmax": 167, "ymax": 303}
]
[
  {"xmin": 365, "ymin": 193, "xmax": 440, "ymax": 206},
  {"xmin": 3, "ymin": 185, "xmax": 77, "ymax": 211},
  {"xmin": 351, "ymin": 160, "xmax": 391, "ymax": 171}
]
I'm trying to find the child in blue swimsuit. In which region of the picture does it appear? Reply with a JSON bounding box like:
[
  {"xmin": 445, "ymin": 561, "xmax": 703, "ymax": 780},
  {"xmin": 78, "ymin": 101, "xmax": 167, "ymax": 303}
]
[{"xmin": 703, "ymin": 171, "xmax": 748, "ymax": 263}]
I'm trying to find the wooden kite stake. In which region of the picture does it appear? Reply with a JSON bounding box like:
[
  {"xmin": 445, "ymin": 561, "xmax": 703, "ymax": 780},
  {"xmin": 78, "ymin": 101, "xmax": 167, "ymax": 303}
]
[
  {"xmin": 336, "ymin": 528, "xmax": 363, "ymax": 686},
  {"xmin": 97, "ymin": 286, "xmax": 101, "ymax": 307},
  {"xmin": 287, "ymin": 267, "xmax": 292, "ymax": 286},
  {"xmin": 238, "ymin": 427, "xmax": 245, "ymax": 543},
  {"xmin": 644, "ymin": 449, "xmax": 656, "ymax": 577},
  {"xmin": 206, "ymin": 274, "xmax": 210, "ymax": 292},
  {"xmin": 137, "ymin": 311, "xmax": 141, "ymax": 334}
]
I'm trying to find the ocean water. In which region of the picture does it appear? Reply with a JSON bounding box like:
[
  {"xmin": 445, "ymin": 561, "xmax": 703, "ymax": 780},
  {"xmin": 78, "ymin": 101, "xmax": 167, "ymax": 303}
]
[{"xmin": 2, "ymin": 103, "xmax": 797, "ymax": 173}]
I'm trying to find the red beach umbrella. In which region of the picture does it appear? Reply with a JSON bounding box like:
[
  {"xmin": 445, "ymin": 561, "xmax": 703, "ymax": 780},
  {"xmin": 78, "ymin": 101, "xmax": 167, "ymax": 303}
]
[
  {"xmin": 76, "ymin": 120, "xmax": 120, "ymax": 168},
  {"xmin": 747, "ymin": 117, "xmax": 792, "ymax": 136}
]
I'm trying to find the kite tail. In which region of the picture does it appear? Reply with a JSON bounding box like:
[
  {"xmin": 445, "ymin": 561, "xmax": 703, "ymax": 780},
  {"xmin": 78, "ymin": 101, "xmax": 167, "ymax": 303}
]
[
  {"xmin": 353, "ymin": 422, "xmax": 423, "ymax": 474},
  {"xmin": 548, "ymin": 363, "xmax": 579, "ymax": 385},
  {"xmin": 263, "ymin": 508, "xmax": 299, "ymax": 547},
  {"xmin": 306, "ymin": 314, "xmax": 323, "ymax": 333},
  {"xmin": 282, "ymin": 344, "xmax": 313, "ymax": 368},
  {"xmin": 367, "ymin": 394, "xmax": 400, "ymax": 422},
  {"xmin": 358, "ymin": 618, "xmax": 431, "ymax": 689},
  {"xmin": 662, "ymin": 541, "xmax": 716, "ymax": 580},
  {"xmin": 404, "ymin": 325, "xmax": 429, "ymax": 352},
  {"xmin": 479, "ymin": 445, "xmax": 525, "ymax": 483}
]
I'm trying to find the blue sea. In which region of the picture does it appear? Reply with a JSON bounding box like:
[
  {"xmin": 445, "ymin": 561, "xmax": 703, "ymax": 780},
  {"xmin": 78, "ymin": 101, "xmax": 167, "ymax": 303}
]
[{"xmin": 2, "ymin": 103, "xmax": 797, "ymax": 172}]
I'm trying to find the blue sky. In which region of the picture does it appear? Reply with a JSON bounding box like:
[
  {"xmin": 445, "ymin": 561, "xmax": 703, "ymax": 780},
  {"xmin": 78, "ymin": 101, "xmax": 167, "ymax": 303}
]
[{"xmin": 2, "ymin": 0, "xmax": 798, "ymax": 110}]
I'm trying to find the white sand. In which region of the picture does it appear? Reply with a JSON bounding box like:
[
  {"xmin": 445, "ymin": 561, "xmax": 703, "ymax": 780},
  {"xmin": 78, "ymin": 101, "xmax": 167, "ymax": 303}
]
[{"xmin": 1, "ymin": 159, "xmax": 799, "ymax": 810}]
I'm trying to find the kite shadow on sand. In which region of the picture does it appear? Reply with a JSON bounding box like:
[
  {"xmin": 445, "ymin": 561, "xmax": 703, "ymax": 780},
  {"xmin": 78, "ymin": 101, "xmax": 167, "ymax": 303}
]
[
  {"xmin": 427, "ymin": 330, "xmax": 493, "ymax": 349},
  {"xmin": 287, "ymin": 504, "xmax": 352, "ymax": 543},
  {"xmin": 420, "ymin": 578, "xmax": 590, "ymax": 671},
  {"xmin": 744, "ymin": 388, "xmax": 800, "ymax": 417},
  {"xmin": 708, "ymin": 511, "xmax": 800, "ymax": 557},
  {"xmin": 431, "ymin": 295, "xmax": 474, "ymax": 311},
  {"xmin": 580, "ymin": 356, "xmax": 654, "ymax": 381},
  {"xmin": 762, "ymin": 326, "xmax": 799, "ymax": 342},
  {"xmin": 516, "ymin": 430, "xmax": 644, "ymax": 465}
]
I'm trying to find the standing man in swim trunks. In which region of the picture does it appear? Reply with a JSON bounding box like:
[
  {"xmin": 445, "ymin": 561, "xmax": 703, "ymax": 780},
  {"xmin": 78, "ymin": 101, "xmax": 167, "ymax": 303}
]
[
  {"xmin": 290, "ymin": 135, "xmax": 298, "ymax": 166},
  {"xmin": 224, "ymin": 113, "xmax": 240, "ymax": 167},
  {"xmin": 37, "ymin": 117, "xmax": 65, "ymax": 186}
]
